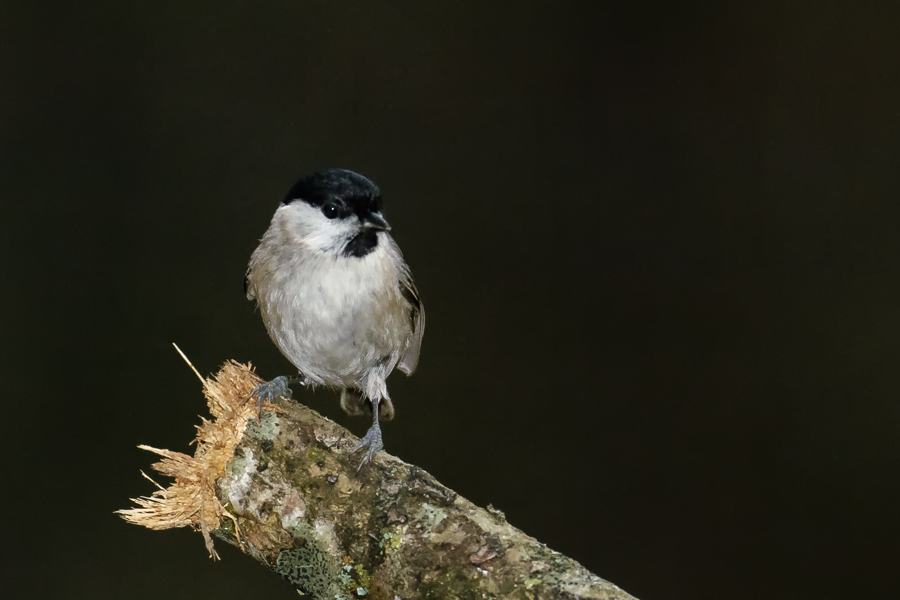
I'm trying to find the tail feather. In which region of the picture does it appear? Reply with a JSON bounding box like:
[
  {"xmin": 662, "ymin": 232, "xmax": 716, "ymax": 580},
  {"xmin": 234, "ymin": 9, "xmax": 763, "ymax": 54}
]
[{"xmin": 340, "ymin": 388, "xmax": 395, "ymax": 421}]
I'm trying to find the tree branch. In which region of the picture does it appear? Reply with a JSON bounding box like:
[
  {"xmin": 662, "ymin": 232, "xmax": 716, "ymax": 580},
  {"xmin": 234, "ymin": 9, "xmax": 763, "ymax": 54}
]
[{"xmin": 119, "ymin": 361, "xmax": 637, "ymax": 599}]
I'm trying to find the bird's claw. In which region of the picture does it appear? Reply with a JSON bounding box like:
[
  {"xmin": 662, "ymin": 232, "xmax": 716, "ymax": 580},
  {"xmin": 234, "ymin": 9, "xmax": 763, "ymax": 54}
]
[
  {"xmin": 353, "ymin": 425, "xmax": 384, "ymax": 471},
  {"xmin": 250, "ymin": 376, "xmax": 293, "ymax": 421}
]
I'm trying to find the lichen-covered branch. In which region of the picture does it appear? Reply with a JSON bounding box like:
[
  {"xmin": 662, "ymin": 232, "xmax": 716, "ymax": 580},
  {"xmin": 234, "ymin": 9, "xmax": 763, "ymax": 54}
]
[{"xmin": 119, "ymin": 362, "xmax": 637, "ymax": 600}]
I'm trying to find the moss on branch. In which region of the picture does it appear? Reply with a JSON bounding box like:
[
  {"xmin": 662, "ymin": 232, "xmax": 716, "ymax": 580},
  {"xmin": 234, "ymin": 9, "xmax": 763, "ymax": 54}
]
[{"xmin": 119, "ymin": 361, "xmax": 636, "ymax": 600}]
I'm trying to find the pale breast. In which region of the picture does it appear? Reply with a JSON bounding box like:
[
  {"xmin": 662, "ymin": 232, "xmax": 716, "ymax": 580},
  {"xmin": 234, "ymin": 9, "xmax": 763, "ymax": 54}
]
[{"xmin": 251, "ymin": 236, "xmax": 412, "ymax": 387}]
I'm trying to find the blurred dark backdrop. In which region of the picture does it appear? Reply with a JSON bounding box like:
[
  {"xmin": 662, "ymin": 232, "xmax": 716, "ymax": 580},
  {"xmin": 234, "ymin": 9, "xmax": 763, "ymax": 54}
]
[{"xmin": 2, "ymin": 2, "xmax": 899, "ymax": 599}]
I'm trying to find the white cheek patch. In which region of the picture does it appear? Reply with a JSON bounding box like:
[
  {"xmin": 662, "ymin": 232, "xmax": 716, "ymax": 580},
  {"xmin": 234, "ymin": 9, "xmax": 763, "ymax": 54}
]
[{"xmin": 277, "ymin": 203, "xmax": 360, "ymax": 253}]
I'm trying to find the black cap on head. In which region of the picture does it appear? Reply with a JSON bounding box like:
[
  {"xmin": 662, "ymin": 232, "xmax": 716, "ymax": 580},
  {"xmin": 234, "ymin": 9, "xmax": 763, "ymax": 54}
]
[{"xmin": 283, "ymin": 169, "xmax": 382, "ymax": 215}]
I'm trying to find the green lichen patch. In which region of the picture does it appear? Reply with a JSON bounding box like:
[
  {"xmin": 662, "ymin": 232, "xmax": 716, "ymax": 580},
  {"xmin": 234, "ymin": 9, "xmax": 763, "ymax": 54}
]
[
  {"xmin": 335, "ymin": 561, "xmax": 373, "ymax": 597},
  {"xmin": 275, "ymin": 543, "xmax": 341, "ymax": 599},
  {"xmin": 414, "ymin": 502, "xmax": 447, "ymax": 530},
  {"xmin": 524, "ymin": 577, "xmax": 544, "ymax": 590},
  {"xmin": 353, "ymin": 564, "xmax": 372, "ymax": 589},
  {"xmin": 279, "ymin": 512, "xmax": 307, "ymax": 539},
  {"xmin": 224, "ymin": 448, "xmax": 256, "ymax": 478},
  {"xmin": 245, "ymin": 411, "xmax": 281, "ymax": 441},
  {"xmin": 378, "ymin": 530, "xmax": 405, "ymax": 555}
]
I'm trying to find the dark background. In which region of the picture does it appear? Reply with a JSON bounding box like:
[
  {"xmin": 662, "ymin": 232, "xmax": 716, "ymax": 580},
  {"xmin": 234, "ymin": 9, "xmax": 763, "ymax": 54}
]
[{"xmin": 2, "ymin": 2, "xmax": 899, "ymax": 599}]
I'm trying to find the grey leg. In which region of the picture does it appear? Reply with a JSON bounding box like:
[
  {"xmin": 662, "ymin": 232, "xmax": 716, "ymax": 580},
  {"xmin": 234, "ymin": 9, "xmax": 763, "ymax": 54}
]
[{"xmin": 353, "ymin": 397, "xmax": 384, "ymax": 471}]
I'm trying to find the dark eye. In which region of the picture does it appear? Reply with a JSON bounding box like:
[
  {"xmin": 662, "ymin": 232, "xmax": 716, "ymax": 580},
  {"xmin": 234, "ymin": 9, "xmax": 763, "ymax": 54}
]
[{"xmin": 322, "ymin": 202, "xmax": 340, "ymax": 219}]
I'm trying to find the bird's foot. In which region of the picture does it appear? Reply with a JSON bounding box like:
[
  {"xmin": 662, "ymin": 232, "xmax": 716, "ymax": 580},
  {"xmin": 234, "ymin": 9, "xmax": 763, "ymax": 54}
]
[
  {"xmin": 353, "ymin": 423, "xmax": 384, "ymax": 471},
  {"xmin": 250, "ymin": 375, "xmax": 293, "ymax": 421}
]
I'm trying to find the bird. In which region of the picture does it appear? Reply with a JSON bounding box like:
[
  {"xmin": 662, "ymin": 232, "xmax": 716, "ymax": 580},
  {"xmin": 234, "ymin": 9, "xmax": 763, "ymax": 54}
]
[{"xmin": 244, "ymin": 168, "xmax": 425, "ymax": 469}]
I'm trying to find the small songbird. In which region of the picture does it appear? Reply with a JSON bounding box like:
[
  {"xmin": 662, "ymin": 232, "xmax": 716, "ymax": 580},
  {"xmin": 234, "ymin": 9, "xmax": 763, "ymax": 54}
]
[{"xmin": 245, "ymin": 168, "xmax": 424, "ymax": 468}]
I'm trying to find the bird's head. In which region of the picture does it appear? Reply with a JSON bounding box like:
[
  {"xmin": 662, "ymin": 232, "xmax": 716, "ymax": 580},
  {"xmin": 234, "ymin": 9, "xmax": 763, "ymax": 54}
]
[{"xmin": 275, "ymin": 168, "xmax": 391, "ymax": 257}]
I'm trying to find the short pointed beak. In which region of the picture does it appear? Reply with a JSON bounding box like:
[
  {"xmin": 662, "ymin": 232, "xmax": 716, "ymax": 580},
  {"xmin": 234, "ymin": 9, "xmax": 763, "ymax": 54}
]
[{"xmin": 364, "ymin": 211, "xmax": 391, "ymax": 231}]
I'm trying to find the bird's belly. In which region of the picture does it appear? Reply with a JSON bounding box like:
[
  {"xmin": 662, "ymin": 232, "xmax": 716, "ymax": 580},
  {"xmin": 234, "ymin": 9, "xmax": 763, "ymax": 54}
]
[{"xmin": 259, "ymin": 260, "xmax": 408, "ymax": 387}]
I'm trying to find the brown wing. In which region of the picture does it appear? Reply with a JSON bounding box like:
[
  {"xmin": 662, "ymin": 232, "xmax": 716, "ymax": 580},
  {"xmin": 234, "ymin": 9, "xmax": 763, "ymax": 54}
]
[{"xmin": 397, "ymin": 269, "xmax": 425, "ymax": 375}]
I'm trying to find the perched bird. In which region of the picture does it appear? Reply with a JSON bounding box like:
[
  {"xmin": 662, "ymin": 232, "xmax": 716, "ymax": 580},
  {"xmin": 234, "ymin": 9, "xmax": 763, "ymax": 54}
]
[{"xmin": 245, "ymin": 168, "xmax": 424, "ymax": 468}]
